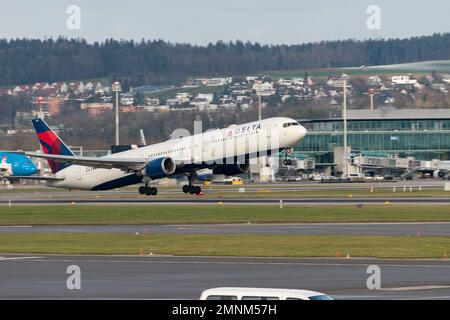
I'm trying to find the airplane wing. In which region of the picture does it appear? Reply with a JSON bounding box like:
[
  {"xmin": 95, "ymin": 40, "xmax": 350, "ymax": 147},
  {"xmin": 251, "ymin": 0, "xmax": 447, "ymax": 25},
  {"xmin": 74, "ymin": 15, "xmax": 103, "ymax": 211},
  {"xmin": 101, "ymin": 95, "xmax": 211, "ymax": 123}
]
[
  {"xmin": 4, "ymin": 175, "xmax": 65, "ymax": 181},
  {"xmin": 25, "ymin": 152, "xmax": 148, "ymax": 171}
]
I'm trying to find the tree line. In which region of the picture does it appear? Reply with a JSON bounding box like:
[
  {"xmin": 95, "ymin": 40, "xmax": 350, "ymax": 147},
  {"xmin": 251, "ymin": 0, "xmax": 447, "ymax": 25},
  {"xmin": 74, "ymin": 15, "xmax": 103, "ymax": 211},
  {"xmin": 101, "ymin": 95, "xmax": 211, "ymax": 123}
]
[{"xmin": 0, "ymin": 33, "xmax": 449, "ymax": 86}]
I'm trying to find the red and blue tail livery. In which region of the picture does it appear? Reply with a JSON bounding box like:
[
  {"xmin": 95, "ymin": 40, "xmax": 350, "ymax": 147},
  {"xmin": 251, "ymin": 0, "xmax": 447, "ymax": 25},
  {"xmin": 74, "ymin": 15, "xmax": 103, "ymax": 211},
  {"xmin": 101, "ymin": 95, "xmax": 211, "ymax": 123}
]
[{"xmin": 32, "ymin": 118, "xmax": 74, "ymax": 174}]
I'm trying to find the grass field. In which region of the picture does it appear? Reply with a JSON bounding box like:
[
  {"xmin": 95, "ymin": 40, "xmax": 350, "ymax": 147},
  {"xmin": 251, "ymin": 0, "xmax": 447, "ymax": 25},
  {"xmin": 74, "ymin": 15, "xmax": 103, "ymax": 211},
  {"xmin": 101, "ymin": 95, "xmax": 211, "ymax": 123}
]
[
  {"xmin": 265, "ymin": 60, "xmax": 450, "ymax": 80},
  {"xmin": 266, "ymin": 68, "xmax": 432, "ymax": 80},
  {"xmin": 0, "ymin": 233, "xmax": 448, "ymax": 259},
  {"xmin": 1, "ymin": 205, "xmax": 450, "ymax": 225}
]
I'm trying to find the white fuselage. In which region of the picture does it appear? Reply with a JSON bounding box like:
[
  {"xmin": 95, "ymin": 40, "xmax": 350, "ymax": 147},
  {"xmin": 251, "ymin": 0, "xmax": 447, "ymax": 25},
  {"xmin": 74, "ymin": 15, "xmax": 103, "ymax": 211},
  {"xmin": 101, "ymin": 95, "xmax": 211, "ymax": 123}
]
[{"xmin": 47, "ymin": 117, "xmax": 307, "ymax": 190}]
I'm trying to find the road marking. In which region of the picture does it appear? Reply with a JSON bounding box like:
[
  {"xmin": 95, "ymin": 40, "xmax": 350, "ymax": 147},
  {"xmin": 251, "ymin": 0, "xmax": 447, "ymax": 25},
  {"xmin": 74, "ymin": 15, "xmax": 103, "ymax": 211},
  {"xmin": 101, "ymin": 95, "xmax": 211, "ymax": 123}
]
[
  {"xmin": 0, "ymin": 256, "xmax": 41, "ymax": 261},
  {"xmin": 14, "ymin": 257, "xmax": 450, "ymax": 269},
  {"xmin": 381, "ymin": 285, "xmax": 450, "ymax": 292},
  {"xmin": 397, "ymin": 295, "xmax": 450, "ymax": 300},
  {"xmin": 0, "ymin": 226, "xmax": 32, "ymax": 228}
]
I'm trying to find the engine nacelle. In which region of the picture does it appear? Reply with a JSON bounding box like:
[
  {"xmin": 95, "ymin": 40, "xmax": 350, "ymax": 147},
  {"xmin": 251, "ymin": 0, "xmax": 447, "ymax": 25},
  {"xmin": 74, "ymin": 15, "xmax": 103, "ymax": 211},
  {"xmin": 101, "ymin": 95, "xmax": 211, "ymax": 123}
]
[
  {"xmin": 434, "ymin": 170, "xmax": 447, "ymax": 178},
  {"xmin": 142, "ymin": 157, "xmax": 176, "ymax": 179},
  {"xmin": 213, "ymin": 163, "xmax": 249, "ymax": 176}
]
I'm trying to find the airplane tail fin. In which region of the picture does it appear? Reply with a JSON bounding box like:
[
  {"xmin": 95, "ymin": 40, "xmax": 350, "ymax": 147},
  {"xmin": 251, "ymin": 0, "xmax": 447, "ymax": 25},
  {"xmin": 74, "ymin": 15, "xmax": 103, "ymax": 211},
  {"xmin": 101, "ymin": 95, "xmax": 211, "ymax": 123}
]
[{"xmin": 32, "ymin": 118, "xmax": 75, "ymax": 174}]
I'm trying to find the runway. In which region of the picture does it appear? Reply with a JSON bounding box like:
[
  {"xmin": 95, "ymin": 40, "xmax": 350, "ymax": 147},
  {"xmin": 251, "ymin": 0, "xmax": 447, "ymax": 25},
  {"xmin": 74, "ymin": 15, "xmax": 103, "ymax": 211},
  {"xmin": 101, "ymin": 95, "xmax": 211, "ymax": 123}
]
[
  {"xmin": 1, "ymin": 179, "xmax": 445, "ymax": 191},
  {"xmin": 3, "ymin": 197, "xmax": 450, "ymax": 206},
  {"xmin": 1, "ymin": 255, "xmax": 449, "ymax": 300},
  {"xmin": 1, "ymin": 222, "xmax": 449, "ymax": 236},
  {"xmin": 1, "ymin": 180, "xmax": 450, "ymax": 206},
  {"xmin": 1, "ymin": 182, "xmax": 449, "ymax": 300}
]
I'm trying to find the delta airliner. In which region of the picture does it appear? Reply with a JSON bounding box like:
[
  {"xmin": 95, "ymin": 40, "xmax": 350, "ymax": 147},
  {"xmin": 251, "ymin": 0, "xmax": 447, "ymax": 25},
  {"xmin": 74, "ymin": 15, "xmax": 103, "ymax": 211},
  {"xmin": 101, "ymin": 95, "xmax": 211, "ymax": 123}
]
[{"xmin": 20, "ymin": 117, "xmax": 307, "ymax": 196}]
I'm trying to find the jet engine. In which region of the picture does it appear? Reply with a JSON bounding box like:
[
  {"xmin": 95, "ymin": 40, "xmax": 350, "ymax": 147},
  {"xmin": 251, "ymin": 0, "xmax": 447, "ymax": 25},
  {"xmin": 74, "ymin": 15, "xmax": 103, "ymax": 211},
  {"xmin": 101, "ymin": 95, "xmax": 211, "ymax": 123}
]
[
  {"xmin": 433, "ymin": 170, "xmax": 447, "ymax": 179},
  {"xmin": 142, "ymin": 157, "xmax": 176, "ymax": 179}
]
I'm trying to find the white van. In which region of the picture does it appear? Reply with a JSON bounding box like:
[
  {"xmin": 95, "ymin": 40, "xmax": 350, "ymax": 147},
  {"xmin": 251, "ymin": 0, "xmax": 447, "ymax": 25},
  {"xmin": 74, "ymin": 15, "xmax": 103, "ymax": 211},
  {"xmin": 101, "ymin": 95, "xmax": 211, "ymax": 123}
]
[
  {"xmin": 348, "ymin": 173, "xmax": 364, "ymax": 181},
  {"xmin": 200, "ymin": 287, "xmax": 333, "ymax": 300}
]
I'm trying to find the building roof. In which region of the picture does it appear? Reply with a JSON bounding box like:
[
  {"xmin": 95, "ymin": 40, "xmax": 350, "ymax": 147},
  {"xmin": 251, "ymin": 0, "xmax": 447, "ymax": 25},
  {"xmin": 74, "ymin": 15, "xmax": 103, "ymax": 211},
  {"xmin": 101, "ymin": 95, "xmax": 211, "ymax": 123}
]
[
  {"xmin": 347, "ymin": 108, "xmax": 450, "ymax": 120},
  {"xmin": 302, "ymin": 108, "xmax": 450, "ymax": 122}
]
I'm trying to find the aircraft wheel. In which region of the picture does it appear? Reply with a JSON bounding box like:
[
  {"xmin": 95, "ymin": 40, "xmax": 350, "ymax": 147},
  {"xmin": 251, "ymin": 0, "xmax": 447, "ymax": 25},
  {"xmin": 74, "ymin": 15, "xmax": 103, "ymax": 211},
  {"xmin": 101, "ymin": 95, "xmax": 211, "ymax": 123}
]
[
  {"xmin": 139, "ymin": 186, "xmax": 146, "ymax": 195},
  {"xmin": 145, "ymin": 187, "xmax": 157, "ymax": 196},
  {"xmin": 182, "ymin": 185, "xmax": 190, "ymax": 193},
  {"xmin": 194, "ymin": 186, "xmax": 202, "ymax": 195}
]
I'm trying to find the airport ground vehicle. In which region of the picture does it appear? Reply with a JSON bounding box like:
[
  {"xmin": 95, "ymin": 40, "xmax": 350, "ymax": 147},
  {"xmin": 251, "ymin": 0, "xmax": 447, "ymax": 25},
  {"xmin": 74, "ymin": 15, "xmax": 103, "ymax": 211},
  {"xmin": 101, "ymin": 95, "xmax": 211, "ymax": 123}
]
[
  {"xmin": 348, "ymin": 173, "xmax": 364, "ymax": 181},
  {"xmin": 286, "ymin": 176, "xmax": 302, "ymax": 182},
  {"xmin": 223, "ymin": 176, "xmax": 244, "ymax": 185},
  {"xmin": 199, "ymin": 287, "xmax": 333, "ymax": 300}
]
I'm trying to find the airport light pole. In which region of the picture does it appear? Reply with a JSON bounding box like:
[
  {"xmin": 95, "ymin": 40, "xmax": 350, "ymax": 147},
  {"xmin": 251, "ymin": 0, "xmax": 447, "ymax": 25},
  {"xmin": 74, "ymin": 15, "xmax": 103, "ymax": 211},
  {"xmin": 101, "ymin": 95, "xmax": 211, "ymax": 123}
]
[
  {"xmin": 368, "ymin": 88, "xmax": 375, "ymax": 111},
  {"xmin": 341, "ymin": 74, "xmax": 350, "ymax": 178},
  {"xmin": 258, "ymin": 93, "xmax": 262, "ymax": 121},
  {"xmin": 112, "ymin": 82, "xmax": 122, "ymax": 146}
]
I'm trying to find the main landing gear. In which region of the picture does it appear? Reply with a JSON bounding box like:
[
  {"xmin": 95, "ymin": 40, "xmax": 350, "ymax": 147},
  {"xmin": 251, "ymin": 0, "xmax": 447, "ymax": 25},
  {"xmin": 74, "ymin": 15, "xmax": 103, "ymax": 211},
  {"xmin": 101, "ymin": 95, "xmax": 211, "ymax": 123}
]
[
  {"xmin": 138, "ymin": 183, "xmax": 158, "ymax": 196},
  {"xmin": 183, "ymin": 171, "xmax": 202, "ymax": 195}
]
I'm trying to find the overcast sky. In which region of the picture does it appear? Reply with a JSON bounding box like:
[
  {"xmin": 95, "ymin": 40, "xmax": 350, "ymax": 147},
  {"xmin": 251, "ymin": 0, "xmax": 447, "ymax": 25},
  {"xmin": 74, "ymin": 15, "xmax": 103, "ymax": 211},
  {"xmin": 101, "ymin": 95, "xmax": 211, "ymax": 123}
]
[{"xmin": 0, "ymin": 0, "xmax": 449, "ymax": 44}]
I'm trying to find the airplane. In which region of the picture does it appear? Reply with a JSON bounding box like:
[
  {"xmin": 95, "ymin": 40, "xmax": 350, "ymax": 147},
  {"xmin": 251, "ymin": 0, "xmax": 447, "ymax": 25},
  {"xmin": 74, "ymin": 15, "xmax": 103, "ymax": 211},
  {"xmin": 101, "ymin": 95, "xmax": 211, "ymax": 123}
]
[
  {"xmin": 432, "ymin": 161, "xmax": 450, "ymax": 179},
  {"xmin": 18, "ymin": 117, "xmax": 307, "ymax": 195},
  {"xmin": 0, "ymin": 151, "xmax": 37, "ymax": 178}
]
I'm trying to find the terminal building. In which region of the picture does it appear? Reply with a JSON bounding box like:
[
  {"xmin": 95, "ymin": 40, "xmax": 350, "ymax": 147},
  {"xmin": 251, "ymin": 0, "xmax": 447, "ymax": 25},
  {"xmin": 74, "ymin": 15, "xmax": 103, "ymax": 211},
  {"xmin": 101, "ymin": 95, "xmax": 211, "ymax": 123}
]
[{"xmin": 294, "ymin": 108, "xmax": 450, "ymax": 178}]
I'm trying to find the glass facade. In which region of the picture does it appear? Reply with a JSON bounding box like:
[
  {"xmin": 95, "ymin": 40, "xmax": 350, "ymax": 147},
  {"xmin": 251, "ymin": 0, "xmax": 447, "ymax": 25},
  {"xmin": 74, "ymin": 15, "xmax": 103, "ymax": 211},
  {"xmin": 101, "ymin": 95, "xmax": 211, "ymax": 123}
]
[
  {"xmin": 296, "ymin": 118, "xmax": 450, "ymax": 163},
  {"xmin": 306, "ymin": 119, "xmax": 450, "ymax": 132}
]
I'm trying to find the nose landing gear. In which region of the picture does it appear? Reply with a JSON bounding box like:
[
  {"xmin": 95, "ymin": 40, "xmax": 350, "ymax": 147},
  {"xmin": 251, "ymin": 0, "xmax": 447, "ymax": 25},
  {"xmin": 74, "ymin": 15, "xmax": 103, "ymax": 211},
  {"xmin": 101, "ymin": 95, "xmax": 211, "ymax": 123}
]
[{"xmin": 282, "ymin": 148, "xmax": 293, "ymax": 166}]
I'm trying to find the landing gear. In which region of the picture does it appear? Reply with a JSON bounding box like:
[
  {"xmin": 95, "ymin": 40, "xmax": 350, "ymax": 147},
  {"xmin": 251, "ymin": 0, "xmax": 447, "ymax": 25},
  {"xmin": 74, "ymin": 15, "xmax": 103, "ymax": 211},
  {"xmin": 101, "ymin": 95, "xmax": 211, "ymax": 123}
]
[
  {"xmin": 183, "ymin": 171, "xmax": 202, "ymax": 195},
  {"xmin": 283, "ymin": 148, "xmax": 293, "ymax": 166},
  {"xmin": 139, "ymin": 184, "xmax": 158, "ymax": 196},
  {"xmin": 182, "ymin": 184, "xmax": 202, "ymax": 195}
]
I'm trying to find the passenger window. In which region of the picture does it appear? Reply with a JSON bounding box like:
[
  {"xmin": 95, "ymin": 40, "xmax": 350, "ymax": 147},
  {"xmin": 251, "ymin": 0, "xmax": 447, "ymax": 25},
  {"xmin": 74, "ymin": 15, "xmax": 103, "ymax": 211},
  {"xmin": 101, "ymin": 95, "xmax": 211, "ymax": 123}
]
[
  {"xmin": 206, "ymin": 295, "xmax": 238, "ymax": 300},
  {"xmin": 241, "ymin": 296, "xmax": 280, "ymax": 300}
]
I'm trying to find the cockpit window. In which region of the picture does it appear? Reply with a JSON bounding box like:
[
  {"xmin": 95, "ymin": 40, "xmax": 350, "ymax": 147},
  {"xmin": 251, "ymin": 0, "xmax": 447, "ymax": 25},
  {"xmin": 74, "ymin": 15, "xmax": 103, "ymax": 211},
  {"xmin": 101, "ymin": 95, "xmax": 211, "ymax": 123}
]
[{"xmin": 283, "ymin": 122, "xmax": 300, "ymax": 128}]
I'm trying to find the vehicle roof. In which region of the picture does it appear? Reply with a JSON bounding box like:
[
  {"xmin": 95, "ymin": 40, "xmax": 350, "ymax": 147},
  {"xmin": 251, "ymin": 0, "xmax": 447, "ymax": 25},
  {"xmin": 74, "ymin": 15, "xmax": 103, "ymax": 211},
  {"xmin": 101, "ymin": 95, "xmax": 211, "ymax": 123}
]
[{"xmin": 201, "ymin": 287, "xmax": 325, "ymax": 297}]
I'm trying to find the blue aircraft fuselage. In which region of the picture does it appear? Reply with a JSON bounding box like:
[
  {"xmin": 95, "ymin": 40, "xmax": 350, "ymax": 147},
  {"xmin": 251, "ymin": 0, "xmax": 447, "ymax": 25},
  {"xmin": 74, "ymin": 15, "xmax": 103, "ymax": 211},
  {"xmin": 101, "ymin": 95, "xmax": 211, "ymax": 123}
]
[{"xmin": 0, "ymin": 151, "xmax": 37, "ymax": 176}]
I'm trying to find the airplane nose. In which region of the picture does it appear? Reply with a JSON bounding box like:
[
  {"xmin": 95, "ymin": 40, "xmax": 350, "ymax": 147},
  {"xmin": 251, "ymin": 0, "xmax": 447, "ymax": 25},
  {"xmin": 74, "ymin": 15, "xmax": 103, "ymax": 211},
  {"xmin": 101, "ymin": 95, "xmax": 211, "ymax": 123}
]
[
  {"xmin": 287, "ymin": 124, "xmax": 307, "ymax": 145},
  {"xmin": 297, "ymin": 125, "xmax": 308, "ymax": 139}
]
